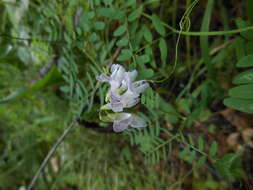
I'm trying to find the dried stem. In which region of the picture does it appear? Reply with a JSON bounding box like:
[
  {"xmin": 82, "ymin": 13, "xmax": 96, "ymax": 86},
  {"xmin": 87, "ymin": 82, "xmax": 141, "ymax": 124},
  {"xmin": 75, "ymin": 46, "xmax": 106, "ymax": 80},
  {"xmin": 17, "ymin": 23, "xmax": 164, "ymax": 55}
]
[{"xmin": 27, "ymin": 121, "xmax": 76, "ymax": 190}]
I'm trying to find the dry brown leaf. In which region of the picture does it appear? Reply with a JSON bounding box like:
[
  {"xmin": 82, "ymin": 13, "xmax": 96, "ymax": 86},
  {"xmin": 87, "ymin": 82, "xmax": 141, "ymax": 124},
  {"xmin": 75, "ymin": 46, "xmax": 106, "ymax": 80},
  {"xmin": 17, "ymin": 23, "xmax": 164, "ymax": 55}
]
[
  {"xmin": 50, "ymin": 157, "xmax": 59, "ymax": 173},
  {"xmin": 242, "ymin": 128, "xmax": 253, "ymax": 148},
  {"xmin": 227, "ymin": 132, "xmax": 240, "ymax": 147}
]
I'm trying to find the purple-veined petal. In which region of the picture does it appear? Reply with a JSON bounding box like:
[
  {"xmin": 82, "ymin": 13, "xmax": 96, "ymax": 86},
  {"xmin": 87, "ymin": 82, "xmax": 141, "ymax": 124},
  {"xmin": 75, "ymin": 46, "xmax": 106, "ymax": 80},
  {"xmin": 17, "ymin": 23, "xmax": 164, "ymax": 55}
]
[
  {"xmin": 110, "ymin": 101, "xmax": 124, "ymax": 112},
  {"xmin": 110, "ymin": 91, "xmax": 121, "ymax": 101},
  {"xmin": 109, "ymin": 91, "xmax": 123, "ymax": 112}
]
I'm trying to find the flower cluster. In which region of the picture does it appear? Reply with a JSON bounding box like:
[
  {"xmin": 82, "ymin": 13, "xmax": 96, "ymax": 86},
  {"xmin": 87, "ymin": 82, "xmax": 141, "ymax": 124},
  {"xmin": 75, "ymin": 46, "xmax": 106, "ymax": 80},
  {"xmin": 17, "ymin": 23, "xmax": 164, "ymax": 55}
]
[{"xmin": 97, "ymin": 64, "xmax": 149, "ymax": 132}]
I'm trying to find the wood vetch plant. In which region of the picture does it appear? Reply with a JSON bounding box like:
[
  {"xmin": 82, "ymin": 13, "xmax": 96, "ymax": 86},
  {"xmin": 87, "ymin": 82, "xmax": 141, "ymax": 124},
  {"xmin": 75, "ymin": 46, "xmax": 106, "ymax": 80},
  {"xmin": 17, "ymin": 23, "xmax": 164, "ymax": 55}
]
[{"xmin": 97, "ymin": 64, "xmax": 150, "ymax": 132}]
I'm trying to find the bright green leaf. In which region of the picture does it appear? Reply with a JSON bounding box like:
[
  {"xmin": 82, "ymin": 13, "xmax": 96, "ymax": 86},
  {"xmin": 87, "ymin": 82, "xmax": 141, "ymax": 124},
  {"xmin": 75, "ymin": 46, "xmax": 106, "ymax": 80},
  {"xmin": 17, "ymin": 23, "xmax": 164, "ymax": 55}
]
[
  {"xmin": 136, "ymin": 54, "xmax": 150, "ymax": 65},
  {"xmin": 151, "ymin": 14, "xmax": 166, "ymax": 36},
  {"xmin": 143, "ymin": 25, "xmax": 153, "ymax": 42},
  {"xmin": 97, "ymin": 8, "xmax": 125, "ymax": 20},
  {"xmin": 116, "ymin": 38, "xmax": 129, "ymax": 47},
  {"xmin": 116, "ymin": 49, "xmax": 132, "ymax": 61},
  {"xmin": 113, "ymin": 25, "xmax": 127, "ymax": 36},
  {"xmin": 128, "ymin": 6, "xmax": 143, "ymax": 22}
]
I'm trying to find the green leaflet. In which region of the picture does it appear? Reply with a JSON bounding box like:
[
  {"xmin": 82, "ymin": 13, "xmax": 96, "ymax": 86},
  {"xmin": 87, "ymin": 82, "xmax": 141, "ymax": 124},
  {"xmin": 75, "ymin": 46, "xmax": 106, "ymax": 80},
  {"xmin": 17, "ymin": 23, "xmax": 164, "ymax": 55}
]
[
  {"xmin": 128, "ymin": 6, "xmax": 143, "ymax": 22},
  {"xmin": 209, "ymin": 141, "xmax": 218, "ymax": 157},
  {"xmin": 116, "ymin": 49, "xmax": 132, "ymax": 61},
  {"xmin": 143, "ymin": 25, "xmax": 153, "ymax": 42},
  {"xmin": 233, "ymin": 69, "xmax": 253, "ymax": 84},
  {"xmin": 116, "ymin": 37, "xmax": 129, "ymax": 47},
  {"xmin": 138, "ymin": 68, "xmax": 154, "ymax": 79},
  {"xmin": 113, "ymin": 24, "xmax": 127, "ymax": 36},
  {"xmin": 228, "ymin": 84, "xmax": 253, "ymax": 99},
  {"xmin": 236, "ymin": 54, "xmax": 253, "ymax": 67},
  {"xmin": 224, "ymin": 98, "xmax": 253, "ymax": 114},
  {"xmin": 159, "ymin": 38, "xmax": 167, "ymax": 66},
  {"xmin": 214, "ymin": 154, "xmax": 243, "ymax": 182},
  {"xmin": 151, "ymin": 14, "xmax": 165, "ymax": 36},
  {"xmin": 224, "ymin": 52, "xmax": 253, "ymax": 113}
]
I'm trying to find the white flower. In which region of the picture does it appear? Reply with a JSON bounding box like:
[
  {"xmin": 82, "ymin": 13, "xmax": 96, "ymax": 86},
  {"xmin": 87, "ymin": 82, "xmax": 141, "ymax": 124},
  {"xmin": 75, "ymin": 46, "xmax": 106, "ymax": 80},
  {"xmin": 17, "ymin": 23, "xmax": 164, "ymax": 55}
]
[
  {"xmin": 113, "ymin": 113, "xmax": 147, "ymax": 132},
  {"xmin": 110, "ymin": 71, "xmax": 149, "ymax": 112},
  {"xmin": 97, "ymin": 64, "xmax": 149, "ymax": 112},
  {"xmin": 96, "ymin": 64, "xmax": 125, "ymax": 92},
  {"xmin": 97, "ymin": 64, "xmax": 150, "ymax": 132}
]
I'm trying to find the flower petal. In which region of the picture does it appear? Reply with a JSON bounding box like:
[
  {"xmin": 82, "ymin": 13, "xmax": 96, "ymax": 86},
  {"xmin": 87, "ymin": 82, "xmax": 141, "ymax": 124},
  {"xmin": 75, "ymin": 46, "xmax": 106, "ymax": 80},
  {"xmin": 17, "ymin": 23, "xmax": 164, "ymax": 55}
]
[
  {"xmin": 125, "ymin": 96, "xmax": 140, "ymax": 108},
  {"xmin": 132, "ymin": 80, "xmax": 149, "ymax": 94},
  {"xmin": 110, "ymin": 64, "xmax": 125, "ymax": 82},
  {"xmin": 116, "ymin": 112, "xmax": 132, "ymax": 121},
  {"xmin": 96, "ymin": 74, "xmax": 110, "ymax": 82},
  {"xmin": 110, "ymin": 101, "xmax": 124, "ymax": 112},
  {"xmin": 110, "ymin": 64, "xmax": 121, "ymax": 73},
  {"xmin": 109, "ymin": 92, "xmax": 124, "ymax": 112},
  {"xmin": 113, "ymin": 113, "xmax": 132, "ymax": 132},
  {"xmin": 125, "ymin": 70, "xmax": 137, "ymax": 82},
  {"xmin": 113, "ymin": 121, "xmax": 129, "ymax": 132},
  {"xmin": 130, "ymin": 115, "xmax": 147, "ymax": 128}
]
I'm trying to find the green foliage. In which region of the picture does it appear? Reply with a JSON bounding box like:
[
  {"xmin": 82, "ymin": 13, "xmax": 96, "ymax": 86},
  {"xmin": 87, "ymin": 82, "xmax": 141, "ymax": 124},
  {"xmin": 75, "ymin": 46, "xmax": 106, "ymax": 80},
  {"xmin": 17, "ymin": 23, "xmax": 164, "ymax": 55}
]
[
  {"xmin": 214, "ymin": 154, "xmax": 244, "ymax": 182},
  {"xmin": 0, "ymin": 0, "xmax": 252, "ymax": 189},
  {"xmin": 224, "ymin": 54, "xmax": 253, "ymax": 114},
  {"xmin": 151, "ymin": 14, "xmax": 166, "ymax": 36}
]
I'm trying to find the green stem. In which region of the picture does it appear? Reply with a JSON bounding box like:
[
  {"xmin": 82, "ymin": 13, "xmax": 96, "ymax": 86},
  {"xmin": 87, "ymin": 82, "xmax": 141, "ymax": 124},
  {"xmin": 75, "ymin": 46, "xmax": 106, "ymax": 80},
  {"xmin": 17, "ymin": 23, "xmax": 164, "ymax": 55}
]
[{"xmin": 142, "ymin": 12, "xmax": 253, "ymax": 36}]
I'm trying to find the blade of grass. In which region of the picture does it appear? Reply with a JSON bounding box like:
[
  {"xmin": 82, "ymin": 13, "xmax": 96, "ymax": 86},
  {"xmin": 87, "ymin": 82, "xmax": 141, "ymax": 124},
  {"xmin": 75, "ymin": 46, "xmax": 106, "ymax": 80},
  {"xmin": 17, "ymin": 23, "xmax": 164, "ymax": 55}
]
[{"xmin": 200, "ymin": 0, "xmax": 214, "ymax": 78}]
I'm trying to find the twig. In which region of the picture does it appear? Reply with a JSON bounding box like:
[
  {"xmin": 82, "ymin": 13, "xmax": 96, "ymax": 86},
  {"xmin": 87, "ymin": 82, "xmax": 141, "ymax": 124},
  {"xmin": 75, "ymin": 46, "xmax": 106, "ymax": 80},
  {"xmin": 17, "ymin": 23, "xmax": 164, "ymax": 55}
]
[
  {"xmin": 209, "ymin": 39, "xmax": 235, "ymax": 56},
  {"xmin": 27, "ymin": 121, "xmax": 76, "ymax": 190},
  {"xmin": 108, "ymin": 47, "xmax": 122, "ymax": 67}
]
